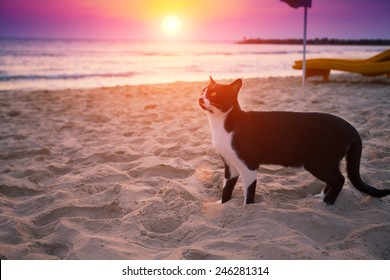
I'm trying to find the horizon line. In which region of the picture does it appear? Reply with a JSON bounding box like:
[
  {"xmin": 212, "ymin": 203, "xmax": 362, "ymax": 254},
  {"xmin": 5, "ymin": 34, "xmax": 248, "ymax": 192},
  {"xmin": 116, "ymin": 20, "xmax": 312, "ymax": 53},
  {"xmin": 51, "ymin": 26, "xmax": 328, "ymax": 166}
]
[{"xmin": 1, "ymin": 35, "xmax": 390, "ymax": 44}]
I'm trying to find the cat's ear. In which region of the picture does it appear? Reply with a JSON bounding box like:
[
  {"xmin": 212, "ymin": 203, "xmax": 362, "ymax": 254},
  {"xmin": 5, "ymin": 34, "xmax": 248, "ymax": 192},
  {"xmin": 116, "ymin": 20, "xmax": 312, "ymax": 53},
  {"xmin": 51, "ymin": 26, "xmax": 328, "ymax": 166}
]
[
  {"xmin": 230, "ymin": 79, "xmax": 242, "ymax": 94},
  {"xmin": 210, "ymin": 76, "xmax": 217, "ymax": 89}
]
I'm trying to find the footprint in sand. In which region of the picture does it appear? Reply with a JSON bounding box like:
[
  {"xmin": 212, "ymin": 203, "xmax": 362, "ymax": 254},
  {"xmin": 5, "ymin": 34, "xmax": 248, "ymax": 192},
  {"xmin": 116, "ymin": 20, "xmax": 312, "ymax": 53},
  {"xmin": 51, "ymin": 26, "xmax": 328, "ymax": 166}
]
[
  {"xmin": 0, "ymin": 185, "xmax": 43, "ymax": 197},
  {"xmin": 355, "ymin": 224, "xmax": 390, "ymax": 259},
  {"xmin": 1, "ymin": 148, "xmax": 51, "ymax": 160},
  {"xmin": 25, "ymin": 242, "xmax": 70, "ymax": 259},
  {"xmin": 33, "ymin": 200, "xmax": 125, "ymax": 227},
  {"xmin": 138, "ymin": 185, "xmax": 197, "ymax": 234}
]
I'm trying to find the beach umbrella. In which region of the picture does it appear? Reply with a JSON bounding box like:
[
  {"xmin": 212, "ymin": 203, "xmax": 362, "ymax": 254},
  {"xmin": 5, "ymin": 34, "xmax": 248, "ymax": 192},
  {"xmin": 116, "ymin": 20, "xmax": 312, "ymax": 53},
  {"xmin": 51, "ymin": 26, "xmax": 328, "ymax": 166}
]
[{"xmin": 280, "ymin": 0, "xmax": 312, "ymax": 85}]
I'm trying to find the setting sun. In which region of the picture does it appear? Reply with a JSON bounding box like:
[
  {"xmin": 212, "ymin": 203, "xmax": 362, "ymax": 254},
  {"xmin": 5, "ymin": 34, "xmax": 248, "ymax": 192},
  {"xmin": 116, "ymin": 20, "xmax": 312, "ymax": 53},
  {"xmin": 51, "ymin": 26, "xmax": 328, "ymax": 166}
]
[{"xmin": 162, "ymin": 15, "xmax": 182, "ymax": 35}]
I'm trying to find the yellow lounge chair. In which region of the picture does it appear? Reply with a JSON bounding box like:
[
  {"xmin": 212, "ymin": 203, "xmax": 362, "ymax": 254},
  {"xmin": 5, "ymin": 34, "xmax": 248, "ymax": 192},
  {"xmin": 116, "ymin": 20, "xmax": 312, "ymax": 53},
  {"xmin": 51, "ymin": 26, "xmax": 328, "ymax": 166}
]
[{"xmin": 293, "ymin": 48, "xmax": 390, "ymax": 80}]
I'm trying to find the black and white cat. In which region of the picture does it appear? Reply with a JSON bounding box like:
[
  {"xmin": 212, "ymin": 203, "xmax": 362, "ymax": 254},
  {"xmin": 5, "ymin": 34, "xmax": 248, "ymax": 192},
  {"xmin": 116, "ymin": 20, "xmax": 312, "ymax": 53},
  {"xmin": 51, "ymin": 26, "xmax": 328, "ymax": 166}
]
[{"xmin": 199, "ymin": 77, "xmax": 390, "ymax": 205}]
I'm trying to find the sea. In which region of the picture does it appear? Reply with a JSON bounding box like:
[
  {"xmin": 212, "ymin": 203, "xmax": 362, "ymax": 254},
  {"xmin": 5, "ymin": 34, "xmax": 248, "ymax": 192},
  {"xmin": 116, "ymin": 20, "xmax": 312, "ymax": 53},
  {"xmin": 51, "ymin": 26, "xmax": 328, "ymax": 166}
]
[{"xmin": 0, "ymin": 38, "xmax": 388, "ymax": 91}]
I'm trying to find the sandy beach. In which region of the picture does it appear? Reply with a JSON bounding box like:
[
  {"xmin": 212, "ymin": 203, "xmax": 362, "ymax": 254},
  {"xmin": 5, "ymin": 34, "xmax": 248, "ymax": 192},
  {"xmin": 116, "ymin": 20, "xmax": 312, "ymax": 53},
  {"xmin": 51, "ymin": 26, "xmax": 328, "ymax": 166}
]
[{"xmin": 0, "ymin": 75, "xmax": 389, "ymax": 260}]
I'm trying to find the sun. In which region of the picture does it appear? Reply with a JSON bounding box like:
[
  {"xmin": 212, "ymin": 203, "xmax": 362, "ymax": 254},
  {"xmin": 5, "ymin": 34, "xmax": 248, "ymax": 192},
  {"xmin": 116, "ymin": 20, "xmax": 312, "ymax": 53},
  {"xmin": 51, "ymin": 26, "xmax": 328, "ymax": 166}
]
[{"xmin": 162, "ymin": 15, "xmax": 182, "ymax": 36}]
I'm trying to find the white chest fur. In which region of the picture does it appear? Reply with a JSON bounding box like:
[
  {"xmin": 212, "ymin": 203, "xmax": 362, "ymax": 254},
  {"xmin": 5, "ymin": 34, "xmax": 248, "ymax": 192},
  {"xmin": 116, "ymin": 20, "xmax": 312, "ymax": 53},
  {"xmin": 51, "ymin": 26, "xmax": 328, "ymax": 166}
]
[{"xmin": 207, "ymin": 112, "xmax": 239, "ymax": 168}]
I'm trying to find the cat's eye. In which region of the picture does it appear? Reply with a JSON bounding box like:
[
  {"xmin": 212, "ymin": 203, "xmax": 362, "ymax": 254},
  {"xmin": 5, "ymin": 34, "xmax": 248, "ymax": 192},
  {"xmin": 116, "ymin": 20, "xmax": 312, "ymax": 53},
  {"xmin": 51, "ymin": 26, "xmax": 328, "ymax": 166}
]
[{"xmin": 211, "ymin": 92, "xmax": 217, "ymax": 97}]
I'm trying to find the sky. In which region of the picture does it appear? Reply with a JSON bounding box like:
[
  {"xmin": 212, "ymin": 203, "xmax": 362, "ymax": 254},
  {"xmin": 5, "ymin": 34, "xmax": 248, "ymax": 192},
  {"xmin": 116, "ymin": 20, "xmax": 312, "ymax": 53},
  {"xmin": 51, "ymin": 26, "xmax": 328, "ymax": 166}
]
[{"xmin": 1, "ymin": 0, "xmax": 389, "ymax": 41}]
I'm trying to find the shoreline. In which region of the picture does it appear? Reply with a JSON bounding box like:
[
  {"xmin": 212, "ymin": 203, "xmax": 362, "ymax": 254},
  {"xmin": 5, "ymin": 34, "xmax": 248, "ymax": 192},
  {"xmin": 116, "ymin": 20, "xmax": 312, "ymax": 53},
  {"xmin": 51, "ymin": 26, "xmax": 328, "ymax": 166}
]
[
  {"xmin": 1, "ymin": 73, "xmax": 389, "ymax": 94},
  {"xmin": 0, "ymin": 75, "xmax": 389, "ymax": 260},
  {"xmin": 1, "ymin": 74, "xmax": 301, "ymax": 93}
]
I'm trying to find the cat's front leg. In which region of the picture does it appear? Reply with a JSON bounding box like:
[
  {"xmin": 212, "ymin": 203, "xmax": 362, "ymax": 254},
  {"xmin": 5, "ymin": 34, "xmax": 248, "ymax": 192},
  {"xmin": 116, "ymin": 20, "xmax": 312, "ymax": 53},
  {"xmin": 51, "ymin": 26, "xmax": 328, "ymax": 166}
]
[
  {"xmin": 221, "ymin": 158, "xmax": 239, "ymax": 203},
  {"xmin": 239, "ymin": 168, "xmax": 257, "ymax": 205}
]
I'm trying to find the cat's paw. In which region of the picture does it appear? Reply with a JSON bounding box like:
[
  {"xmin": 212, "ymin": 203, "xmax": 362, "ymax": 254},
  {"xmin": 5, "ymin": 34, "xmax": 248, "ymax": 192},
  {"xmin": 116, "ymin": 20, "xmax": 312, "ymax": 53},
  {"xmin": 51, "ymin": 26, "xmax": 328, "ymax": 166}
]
[
  {"xmin": 314, "ymin": 191, "xmax": 325, "ymax": 200},
  {"xmin": 215, "ymin": 200, "xmax": 222, "ymax": 204}
]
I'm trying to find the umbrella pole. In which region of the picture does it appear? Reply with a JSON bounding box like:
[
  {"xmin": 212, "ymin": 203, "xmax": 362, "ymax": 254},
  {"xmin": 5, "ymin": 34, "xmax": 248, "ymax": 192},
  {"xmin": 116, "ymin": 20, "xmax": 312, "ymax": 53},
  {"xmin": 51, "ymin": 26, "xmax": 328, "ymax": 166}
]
[{"xmin": 302, "ymin": 6, "xmax": 308, "ymax": 85}]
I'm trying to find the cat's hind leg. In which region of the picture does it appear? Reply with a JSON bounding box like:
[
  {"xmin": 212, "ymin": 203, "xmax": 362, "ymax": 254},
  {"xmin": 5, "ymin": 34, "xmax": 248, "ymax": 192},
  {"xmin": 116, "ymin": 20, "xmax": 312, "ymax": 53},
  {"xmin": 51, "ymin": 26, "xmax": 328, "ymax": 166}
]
[
  {"xmin": 221, "ymin": 159, "xmax": 239, "ymax": 203},
  {"xmin": 323, "ymin": 177, "xmax": 344, "ymax": 205},
  {"xmin": 305, "ymin": 162, "xmax": 345, "ymax": 205}
]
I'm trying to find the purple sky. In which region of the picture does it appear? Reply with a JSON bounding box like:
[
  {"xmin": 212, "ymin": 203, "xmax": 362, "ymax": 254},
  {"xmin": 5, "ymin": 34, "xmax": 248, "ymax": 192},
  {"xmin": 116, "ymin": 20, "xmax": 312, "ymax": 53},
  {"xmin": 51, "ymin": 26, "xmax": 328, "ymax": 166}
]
[{"xmin": 0, "ymin": 0, "xmax": 389, "ymax": 40}]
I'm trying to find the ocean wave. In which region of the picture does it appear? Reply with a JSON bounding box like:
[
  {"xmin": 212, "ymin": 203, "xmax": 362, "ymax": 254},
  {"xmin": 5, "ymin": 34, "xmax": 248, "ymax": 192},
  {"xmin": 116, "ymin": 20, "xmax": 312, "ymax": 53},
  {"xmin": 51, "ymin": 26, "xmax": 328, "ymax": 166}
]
[{"xmin": 0, "ymin": 72, "xmax": 137, "ymax": 82}]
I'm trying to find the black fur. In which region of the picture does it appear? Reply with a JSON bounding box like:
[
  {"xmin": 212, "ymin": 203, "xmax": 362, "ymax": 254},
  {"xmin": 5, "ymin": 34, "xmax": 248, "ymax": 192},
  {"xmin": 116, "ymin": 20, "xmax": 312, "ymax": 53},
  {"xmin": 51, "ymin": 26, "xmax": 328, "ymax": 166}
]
[
  {"xmin": 200, "ymin": 77, "xmax": 390, "ymax": 205},
  {"xmin": 246, "ymin": 180, "xmax": 257, "ymax": 204}
]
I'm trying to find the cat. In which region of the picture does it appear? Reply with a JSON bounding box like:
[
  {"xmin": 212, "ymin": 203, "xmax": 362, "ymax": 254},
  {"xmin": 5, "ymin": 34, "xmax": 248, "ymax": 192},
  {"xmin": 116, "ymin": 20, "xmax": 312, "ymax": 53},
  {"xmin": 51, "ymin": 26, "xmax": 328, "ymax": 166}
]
[{"xmin": 199, "ymin": 77, "xmax": 390, "ymax": 205}]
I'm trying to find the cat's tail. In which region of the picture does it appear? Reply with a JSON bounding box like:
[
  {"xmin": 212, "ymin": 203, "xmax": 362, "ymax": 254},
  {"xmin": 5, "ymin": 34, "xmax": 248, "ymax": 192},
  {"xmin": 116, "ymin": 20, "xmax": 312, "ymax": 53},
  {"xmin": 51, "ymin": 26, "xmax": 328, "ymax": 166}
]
[{"xmin": 346, "ymin": 137, "xmax": 390, "ymax": 197}]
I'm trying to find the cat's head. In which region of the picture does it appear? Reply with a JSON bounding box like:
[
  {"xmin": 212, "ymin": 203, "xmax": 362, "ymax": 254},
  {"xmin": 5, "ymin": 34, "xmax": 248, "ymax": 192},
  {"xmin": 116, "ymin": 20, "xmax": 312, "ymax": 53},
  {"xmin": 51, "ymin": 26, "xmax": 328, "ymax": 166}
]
[{"xmin": 199, "ymin": 76, "xmax": 242, "ymax": 114}]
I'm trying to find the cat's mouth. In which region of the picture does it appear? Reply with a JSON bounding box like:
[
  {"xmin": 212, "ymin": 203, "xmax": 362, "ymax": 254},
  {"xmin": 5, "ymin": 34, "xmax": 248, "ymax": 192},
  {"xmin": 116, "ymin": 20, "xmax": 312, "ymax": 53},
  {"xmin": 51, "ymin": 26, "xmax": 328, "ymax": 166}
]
[{"xmin": 199, "ymin": 98, "xmax": 213, "ymax": 113}]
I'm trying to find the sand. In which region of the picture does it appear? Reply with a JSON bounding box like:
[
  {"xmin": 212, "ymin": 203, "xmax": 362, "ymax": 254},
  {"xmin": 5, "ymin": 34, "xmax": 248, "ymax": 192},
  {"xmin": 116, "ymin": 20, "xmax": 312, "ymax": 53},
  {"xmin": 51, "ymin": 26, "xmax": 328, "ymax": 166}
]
[{"xmin": 0, "ymin": 75, "xmax": 389, "ymax": 260}]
